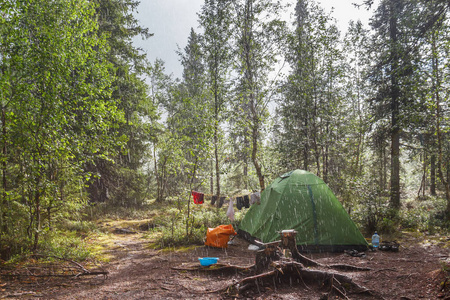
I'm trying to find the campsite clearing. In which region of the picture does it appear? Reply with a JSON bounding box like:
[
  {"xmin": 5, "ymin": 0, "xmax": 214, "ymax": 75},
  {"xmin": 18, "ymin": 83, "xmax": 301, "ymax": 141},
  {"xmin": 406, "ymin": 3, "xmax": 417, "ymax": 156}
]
[{"xmin": 1, "ymin": 229, "xmax": 449, "ymax": 299}]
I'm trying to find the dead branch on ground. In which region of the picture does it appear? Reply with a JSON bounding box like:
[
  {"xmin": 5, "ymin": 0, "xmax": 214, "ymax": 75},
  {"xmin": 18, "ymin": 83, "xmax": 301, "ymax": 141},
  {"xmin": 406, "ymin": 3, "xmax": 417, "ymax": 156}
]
[{"xmin": 0, "ymin": 254, "xmax": 108, "ymax": 279}]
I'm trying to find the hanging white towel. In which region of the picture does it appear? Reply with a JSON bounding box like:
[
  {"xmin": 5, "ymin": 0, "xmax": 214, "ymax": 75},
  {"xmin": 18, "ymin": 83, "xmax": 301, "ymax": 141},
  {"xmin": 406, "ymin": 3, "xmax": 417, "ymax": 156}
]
[
  {"xmin": 250, "ymin": 192, "xmax": 261, "ymax": 205},
  {"xmin": 226, "ymin": 198, "xmax": 235, "ymax": 221}
]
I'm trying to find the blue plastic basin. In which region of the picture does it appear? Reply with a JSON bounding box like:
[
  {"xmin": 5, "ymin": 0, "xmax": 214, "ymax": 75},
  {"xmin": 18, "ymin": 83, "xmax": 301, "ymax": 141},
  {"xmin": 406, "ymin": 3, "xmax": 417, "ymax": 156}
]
[{"xmin": 198, "ymin": 257, "xmax": 219, "ymax": 266}]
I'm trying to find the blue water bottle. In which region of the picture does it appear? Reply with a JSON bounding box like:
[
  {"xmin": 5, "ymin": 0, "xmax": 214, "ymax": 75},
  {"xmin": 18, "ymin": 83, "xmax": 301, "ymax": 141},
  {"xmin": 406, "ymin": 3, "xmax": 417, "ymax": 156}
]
[{"xmin": 372, "ymin": 231, "xmax": 380, "ymax": 249}]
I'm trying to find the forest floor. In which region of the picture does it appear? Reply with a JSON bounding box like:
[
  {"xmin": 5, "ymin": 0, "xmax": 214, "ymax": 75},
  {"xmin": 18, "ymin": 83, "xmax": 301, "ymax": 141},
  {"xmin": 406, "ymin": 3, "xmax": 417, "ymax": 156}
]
[{"xmin": 1, "ymin": 222, "xmax": 449, "ymax": 300}]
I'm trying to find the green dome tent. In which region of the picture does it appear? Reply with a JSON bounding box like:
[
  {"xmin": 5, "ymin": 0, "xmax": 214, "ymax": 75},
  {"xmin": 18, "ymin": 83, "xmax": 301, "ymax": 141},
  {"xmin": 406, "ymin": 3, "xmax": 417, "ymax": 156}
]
[{"xmin": 238, "ymin": 170, "xmax": 368, "ymax": 252}]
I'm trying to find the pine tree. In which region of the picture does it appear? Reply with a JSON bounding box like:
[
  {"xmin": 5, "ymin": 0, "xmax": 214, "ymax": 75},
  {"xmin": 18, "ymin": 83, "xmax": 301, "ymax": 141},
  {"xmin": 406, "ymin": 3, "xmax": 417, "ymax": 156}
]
[
  {"xmin": 368, "ymin": 0, "xmax": 421, "ymax": 211},
  {"xmin": 87, "ymin": 0, "xmax": 157, "ymax": 206},
  {"xmin": 277, "ymin": 0, "xmax": 343, "ymax": 185}
]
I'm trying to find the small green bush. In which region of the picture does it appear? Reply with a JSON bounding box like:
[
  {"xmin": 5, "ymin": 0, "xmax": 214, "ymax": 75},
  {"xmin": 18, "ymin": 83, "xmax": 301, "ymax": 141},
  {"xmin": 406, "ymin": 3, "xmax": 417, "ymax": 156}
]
[
  {"xmin": 38, "ymin": 230, "xmax": 91, "ymax": 261},
  {"xmin": 400, "ymin": 197, "xmax": 448, "ymax": 233},
  {"xmin": 352, "ymin": 194, "xmax": 391, "ymax": 235},
  {"xmin": 0, "ymin": 233, "xmax": 31, "ymax": 261}
]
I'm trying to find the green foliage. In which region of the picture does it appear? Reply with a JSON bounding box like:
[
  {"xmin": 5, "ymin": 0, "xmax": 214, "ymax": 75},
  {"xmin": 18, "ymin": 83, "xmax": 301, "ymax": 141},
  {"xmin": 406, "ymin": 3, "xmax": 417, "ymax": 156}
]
[
  {"xmin": 37, "ymin": 230, "xmax": 91, "ymax": 261},
  {"xmin": 350, "ymin": 183, "xmax": 394, "ymax": 235},
  {"xmin": 401, "ymin": 197, "xmax": 449, "ymax": 233},
  {"xmin": 86, "ymin": 0, "xmax": 158, "ymax": 207},
  {"xmin": 0, "ymin": 0, "xmax": 123, "ymax": 257},
  {"xmin": 276, "ymin": 0, "xmax": 346, "ymax": 185},
  {"xmin": 352, "ymin": 193, "xmax": 449, "ymax": 236}
]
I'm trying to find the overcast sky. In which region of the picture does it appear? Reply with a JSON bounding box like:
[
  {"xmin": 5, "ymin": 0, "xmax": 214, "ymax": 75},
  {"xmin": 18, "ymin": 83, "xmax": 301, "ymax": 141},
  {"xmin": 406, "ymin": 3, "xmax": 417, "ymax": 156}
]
[{"xmin": 132, "ymin": 0, "xmax": 377, "ymax": 78}]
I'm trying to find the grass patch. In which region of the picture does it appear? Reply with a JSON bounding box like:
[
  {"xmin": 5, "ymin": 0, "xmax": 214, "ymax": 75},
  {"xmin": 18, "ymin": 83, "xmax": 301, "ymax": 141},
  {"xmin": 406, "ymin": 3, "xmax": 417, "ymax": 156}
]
[{"xmin": 84, "ymin": 199, "xmax": 164, "ymax": 221}]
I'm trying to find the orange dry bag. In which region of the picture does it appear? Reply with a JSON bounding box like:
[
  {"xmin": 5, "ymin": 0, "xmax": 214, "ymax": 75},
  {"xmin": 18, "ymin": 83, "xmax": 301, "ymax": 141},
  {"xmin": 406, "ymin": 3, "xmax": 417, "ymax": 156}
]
[{"xmin": 205, "ymin": 224, "xmax": 237, "ymax": 248}]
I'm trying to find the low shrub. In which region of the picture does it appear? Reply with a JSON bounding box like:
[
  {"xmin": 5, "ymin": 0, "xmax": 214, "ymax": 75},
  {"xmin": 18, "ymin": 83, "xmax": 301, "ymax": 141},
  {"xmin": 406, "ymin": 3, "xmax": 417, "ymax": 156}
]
[
  {"xmin": 37, "ymin": 230, "xmax": 91, "ymax": 261},
  {"xmin": 400, "ymin": 197, "xmax": 449, "ymax": 233},
  {"xmin": 154, "ymin": 201, "xmax": 244, "ymax": 249}
]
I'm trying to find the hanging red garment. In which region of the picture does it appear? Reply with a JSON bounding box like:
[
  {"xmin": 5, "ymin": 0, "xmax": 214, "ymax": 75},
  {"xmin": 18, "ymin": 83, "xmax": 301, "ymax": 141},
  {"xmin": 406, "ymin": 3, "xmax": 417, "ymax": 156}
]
[{"xmin": 192, "ymin": 190, "xmax": 204, "ymax": 204}]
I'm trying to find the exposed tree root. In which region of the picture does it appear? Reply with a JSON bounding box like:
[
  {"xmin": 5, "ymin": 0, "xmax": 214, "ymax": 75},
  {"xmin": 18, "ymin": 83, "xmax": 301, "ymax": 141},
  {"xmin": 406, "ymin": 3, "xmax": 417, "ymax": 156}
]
[
  {"xmin": 171, "ymin": 263, "xmax": 254, "ymax": 275},
  {"xmin": 220, "ymin": 261, "xmax": 376, "ymax": 298},
  {"xmin": 327, "ymin": 264, "xmax": 372, "ymax": 272},
  {"xmin": 176, "ymin": 260, "xmax": 376, "ymax": 298}
]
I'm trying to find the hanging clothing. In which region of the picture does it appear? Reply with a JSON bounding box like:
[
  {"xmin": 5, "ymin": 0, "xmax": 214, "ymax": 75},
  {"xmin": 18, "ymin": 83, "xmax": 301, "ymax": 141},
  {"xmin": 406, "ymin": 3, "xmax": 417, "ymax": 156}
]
[
  {"xmin": 243, "ymin": 195, "xmax": 250, "ymax": 208},
  {"xmin": 211, "ymin": 195, "xmax": 218, "ymax": 205},
  {"xmin": 236, "ymin": 196, "xmax": 244, "ymax": 210},
  {"xmin": 250, "ymin": 192, "xmax": 261, "ymax": 205},
  {"xmin": 217, "ymin": 196, "xmax": 225, "ymax": 208},
  {"xmin": 226, "ymin": 199, "xmax": 235, "ymax": 221},
  {"xmin": 192, "ymin": 190, "xmax": 204, "ymax": 204}
]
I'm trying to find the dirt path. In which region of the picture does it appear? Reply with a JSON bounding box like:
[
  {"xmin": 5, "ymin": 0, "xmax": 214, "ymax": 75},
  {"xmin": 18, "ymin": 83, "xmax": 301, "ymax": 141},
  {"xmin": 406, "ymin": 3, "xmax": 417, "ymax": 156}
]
[{"xmin": 1, "ymin": 231, "xmax": 449, "ymax": 299}]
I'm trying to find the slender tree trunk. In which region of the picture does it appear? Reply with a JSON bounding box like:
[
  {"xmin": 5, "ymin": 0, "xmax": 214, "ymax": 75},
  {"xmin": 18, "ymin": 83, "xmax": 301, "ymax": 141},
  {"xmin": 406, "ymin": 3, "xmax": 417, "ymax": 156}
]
[
  {"xmin": 251, "ymin": 120, "xmax": 264, "ymax": 190},
  {"xmin": 1, "ymin": 106, "xmax": 7, "ymax": 233},
  {"xmin": 303, "ymin": 118, "xmax": 308, "ymax": 171},
  {"xmin": 187, "ymin": 157, "xmax": 198, "ymax": 237},
  {"xmin": 243, "ymin": 135, "xmax": 248, "ymax": 190},
  {"xmin": 154, "ymin": 144, "xmax": 162, "ymax": 202},
  {"xmin": 430, "ymin": 153, "xmax": 436, "ymax": 196},
  {"xmin": 47, "ymin": 206, "xmax": 52, "ymax": 231},
  {"xmin": 210, "ymin": 159, "xmax": 214, "ymax": 194},
  {"xmin": 432, "ymin": 33, "xmax": 450, "ymax": 220},
  {"xmin": 158, "ymin": 156, "xmax": 167, "ymax": 202},
  {"xmin": 313, "ymin": 97, "xmax": 320, "ymax": 177},
  {"xmin": 33, "ymin": 189, "xmax": 41, "ymax": 253},
  {"xmin": 390, "ymin": 108, "xmax": 401, "ymax": 209},
  {"xmin": 355, "ymin": 71, "xmax": 363, "ymax": 178},
  {"xmin": 213, "ymin": 49, "xmax": 221, "ymax": 198},
  {"xmin": 389, "ymin": 0, "xmax": 401, "ymax": 210},
  {"xmin": 242, "ymin": 0, "xmax": 264, "ymax": 191},
  {"xmin": 323, "ymin": 122, "xmax": 329, "ymax": 183},
  {"xmin": 214, "ymin": 123, "xmax": 220, "ymax": 197},
  {"xmin": 418, "ymin": 151, "xmax": 426, "ymax": 198},
  {"xmin": 379, "ymin": 146, "xmax": 383, "ymax": 191},
  {"xmin": 214, "ymin": 91, "xmax": 220, "ymax": 198},
  {"xmin": 354, "ymin": 125, "xmax": 363, "ymax": 178}
]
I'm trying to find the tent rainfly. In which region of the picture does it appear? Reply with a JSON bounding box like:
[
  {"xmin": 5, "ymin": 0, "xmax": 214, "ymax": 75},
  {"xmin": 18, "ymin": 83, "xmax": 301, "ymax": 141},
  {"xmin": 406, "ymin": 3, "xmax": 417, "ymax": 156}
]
[{"xmin": 238, "ymin": 170, "xmax": 368, "ymax": 252}]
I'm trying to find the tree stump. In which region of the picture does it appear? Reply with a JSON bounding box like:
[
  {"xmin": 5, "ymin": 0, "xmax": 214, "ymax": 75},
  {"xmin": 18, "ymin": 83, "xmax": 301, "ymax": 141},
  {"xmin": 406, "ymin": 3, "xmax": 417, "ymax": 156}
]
[{"xmin": 255, "ymin": 241, "xmax": 281, "ymax": 273}]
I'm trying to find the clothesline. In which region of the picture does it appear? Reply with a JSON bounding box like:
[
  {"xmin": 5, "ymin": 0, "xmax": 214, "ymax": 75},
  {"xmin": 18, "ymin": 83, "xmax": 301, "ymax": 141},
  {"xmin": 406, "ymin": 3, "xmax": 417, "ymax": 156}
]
[
  {"xmin": 191, "ymin": 190, "xmax": 261, "ymax": 221},
  {"xmin": 191, "ymin": 190, "xmax": 260, "ymax": 206}
]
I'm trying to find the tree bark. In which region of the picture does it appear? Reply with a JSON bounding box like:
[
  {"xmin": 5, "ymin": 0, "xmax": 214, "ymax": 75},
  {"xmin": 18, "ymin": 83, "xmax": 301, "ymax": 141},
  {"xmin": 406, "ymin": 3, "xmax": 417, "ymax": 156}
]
[
  {"xmin": 431, "ymin": 30, "xmax": 450, "ymax": 219},
  {"xmin": 389, "ymin": 0, "xmax": 401, "ymax": 210},
  {"xmin": 214, "ymin": 121, "xmax": 220, "ymax": 197},
  {"xmin": 242, "ymin": 0, "xmax": 265, "ymax": 191},
  {"xmin": 153, "ymin": 142, "xmax": 161, "ymax": 202},
  {"xmin": 1, "ymin": 106, "xmax": 7, "ymax": 234},
  {"xmin": 430, "ymin": 153, "xmax": 436, "ymax": 196},
  {"xmin": 186, "ymin": 157, "xmax": 198, "ymax": 237},
  {"xmin": 33, "ymin": 189, "xmax": 41, "ymax": 253},
  {"xmin": 210, "ymin": 159, "xmax": 214, "ymax": 194}
]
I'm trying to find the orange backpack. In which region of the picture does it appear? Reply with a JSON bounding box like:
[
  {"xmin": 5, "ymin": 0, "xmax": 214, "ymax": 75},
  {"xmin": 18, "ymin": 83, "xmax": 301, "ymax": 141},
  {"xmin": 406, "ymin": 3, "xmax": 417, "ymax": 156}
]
[{"xmin": 205, "ymin": 224, "xmax": 237, "ymax": 248}]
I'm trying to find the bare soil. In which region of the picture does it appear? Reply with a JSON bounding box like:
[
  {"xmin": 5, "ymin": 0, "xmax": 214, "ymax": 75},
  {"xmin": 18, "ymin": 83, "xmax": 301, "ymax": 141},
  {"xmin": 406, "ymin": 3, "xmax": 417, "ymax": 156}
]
[{"xmin": 1, "ymin": 231, "xmax": 449, "ymax": 300}]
